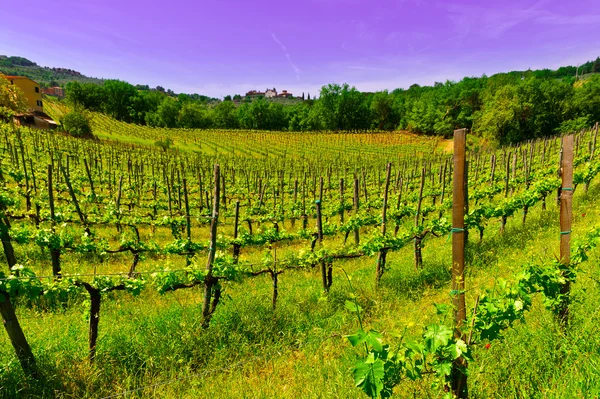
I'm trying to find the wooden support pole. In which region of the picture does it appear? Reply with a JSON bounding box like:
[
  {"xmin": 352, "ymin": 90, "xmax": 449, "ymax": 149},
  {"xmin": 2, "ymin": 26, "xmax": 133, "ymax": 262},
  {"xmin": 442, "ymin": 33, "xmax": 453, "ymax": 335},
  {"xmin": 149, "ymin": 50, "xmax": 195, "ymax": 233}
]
[
  {"xmin": 558, "ymin": 135, "xmax": 574, "ymax": 325},
  {"xmin": 202, "ymin": 164, "xmax": 220, "ymax": 328},
  {"xmin": 47, "ymin": 165, "xmax": 61, "ymax": 278},
  {"xmin": 339, "ymin": 178, "xmax": 345, "ymax": 224},
  {"xmin": 414, "ymin": 167, "xmax": 425, "ymax": 270},
  {"xmin": 353, "ymin": 177, "xmax": 360, "ymax": 245},
  {"xmin": 315, "ymin": 198, "xmax": 328, "ymax": 292},
  {"xmin": 233, "ymin": 200, "xmax": 241, "ymax": 263},
  {"xmin": 451, "ymin": 128, "xmax": 468, "ymax": 398},
  {"xmin": 183, "ymin": 178, "xmax": 191, "ymax": 241},
  {"xmin": 376, "ymin": 163, "xmax": 391, "ymax": 284}
]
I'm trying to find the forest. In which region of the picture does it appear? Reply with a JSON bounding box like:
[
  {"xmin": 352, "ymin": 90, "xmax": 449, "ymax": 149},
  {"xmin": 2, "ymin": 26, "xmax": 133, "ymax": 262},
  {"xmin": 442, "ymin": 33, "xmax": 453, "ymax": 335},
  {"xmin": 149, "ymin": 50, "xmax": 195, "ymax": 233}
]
[{"xmin": 60, "ymin": 57, "xmax": 600, "ymax": 144}]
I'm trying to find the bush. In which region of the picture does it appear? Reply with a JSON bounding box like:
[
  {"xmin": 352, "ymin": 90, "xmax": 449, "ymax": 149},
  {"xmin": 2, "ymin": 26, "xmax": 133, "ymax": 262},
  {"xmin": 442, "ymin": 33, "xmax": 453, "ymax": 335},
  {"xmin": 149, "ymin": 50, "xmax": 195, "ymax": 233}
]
[
  {"xmin": 62, "ymin": 111, "xmax": 92, "ymax": 137},
  {"xmin": 556, "ymin": 116, "xmax": 590, "ymax": 134},
  {"xmin": 154, "ymin": 137, "xmax": 174, "ymax": 151}
]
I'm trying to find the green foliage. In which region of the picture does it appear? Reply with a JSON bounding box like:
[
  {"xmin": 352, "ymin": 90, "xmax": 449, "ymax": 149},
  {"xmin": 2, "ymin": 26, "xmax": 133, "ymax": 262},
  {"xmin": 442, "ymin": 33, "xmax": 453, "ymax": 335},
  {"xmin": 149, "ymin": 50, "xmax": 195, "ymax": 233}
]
[
  {"xmin": 62, "ymin": 110, "xmax": 93, "ymax": 137},
  {"xmin": 0, "ymin": 77, "xmax": 27, "ymax": 117},
  {"xmin": 154, "ymin": 137, "xmax": 174, "ymax": 151},
  {"xmin": 557, "ymin": 116, "xmax": 590, "ymax": 134}
]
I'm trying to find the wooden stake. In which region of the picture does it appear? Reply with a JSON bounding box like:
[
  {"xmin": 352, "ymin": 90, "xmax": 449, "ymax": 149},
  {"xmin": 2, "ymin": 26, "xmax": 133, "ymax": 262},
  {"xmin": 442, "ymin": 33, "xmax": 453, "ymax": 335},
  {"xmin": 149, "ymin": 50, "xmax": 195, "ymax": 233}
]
[
  {"xmin": 376, "ymin": 163, "xmax": 391, "ymax": 284},
  {"xmin": 451, "ymin": 128, "xmax": 468, "ymax": 398},
  {"xmin": 202, "ymin": 165, "xmax": 220, "ymax": 328},
  {"xmin": 558, "ymin": 135, "xmax": 574, "ymax": 324}
]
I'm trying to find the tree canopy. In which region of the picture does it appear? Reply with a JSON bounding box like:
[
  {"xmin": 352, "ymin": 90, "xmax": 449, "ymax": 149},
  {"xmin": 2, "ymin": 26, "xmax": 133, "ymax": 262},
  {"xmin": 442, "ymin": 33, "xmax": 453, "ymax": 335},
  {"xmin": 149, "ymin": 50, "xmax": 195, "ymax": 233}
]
[{"xmin": 59, "ymin": 56, "xmax": 600, "ymax": 145}]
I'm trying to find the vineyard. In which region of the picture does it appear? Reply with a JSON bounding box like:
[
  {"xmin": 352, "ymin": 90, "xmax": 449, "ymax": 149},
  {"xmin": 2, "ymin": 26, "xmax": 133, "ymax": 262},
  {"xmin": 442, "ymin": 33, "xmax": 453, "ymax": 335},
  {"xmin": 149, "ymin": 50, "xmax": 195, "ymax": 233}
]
[{"xmin": 1, "ymin": 117, "xmax": 600, "ymax": 398}]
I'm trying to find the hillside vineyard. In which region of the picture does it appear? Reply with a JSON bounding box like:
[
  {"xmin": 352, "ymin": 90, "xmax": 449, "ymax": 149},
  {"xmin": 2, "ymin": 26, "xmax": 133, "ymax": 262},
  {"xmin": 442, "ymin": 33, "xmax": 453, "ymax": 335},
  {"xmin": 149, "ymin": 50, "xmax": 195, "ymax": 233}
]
[{"xmin": 1, "ymin": 121, "xmax": 600, "ymax": 398}]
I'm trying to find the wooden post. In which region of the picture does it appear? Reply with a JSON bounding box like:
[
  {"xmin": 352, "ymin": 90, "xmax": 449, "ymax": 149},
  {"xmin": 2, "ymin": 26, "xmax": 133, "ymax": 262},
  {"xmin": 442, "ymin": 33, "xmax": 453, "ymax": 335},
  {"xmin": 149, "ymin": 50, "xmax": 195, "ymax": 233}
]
[
  {"xmin": 504, "ymin": 152, "xmax": 511, "ymax": 198},
  {"xmin": 590, "ymin": 122, "xmax": 599, "ymax": 160},
  {"xmin": 464, "ymin": 161, "xmax": 469, "ymax": 246},
  {"xmin": 353, "ymin": 177, "xmax": 360, "ymax": 245},
  {"xmin": 61, "ymin": 166, "xmax": 91, "ymax": 236},
  {"xmin": 510, "ymin": 152, "xmax": 517, "ymax": 196},
  {"xmin": 339, "ymin": 178, "xmax": 345, "ymax": 224},
  {"xmin": 489, "ymin": 154, "xmax": 496, "ymax": 186},
  {"xmin": 451, "ymin": 129, "xmax": 468, "ymax": 398},
  {"xmin": 439, "ymin": 159, "xmax": 448, "ymax": 219},
  {"xmin": 376, "ymin": 163, "xmax": 391, "ymax": 284},
  {"xmin": 183, "ymin": 178, "xmax": 191, "ymax": 241},
  {"xmin": 557, "ymin": 147, "xmax": 563, "ymax": 206},
  {"xmin": 202, "ymin": 165, "xmax": 220, "ymax": 328},
  {"xmin": 0, "ymin": 198, "xmax": 38, "ymax": 377},
  {"xmin": 558, "ymin": 135, "xmax": 574, "ymax": 324},
  {"xmin": 361, "ymin": 168, "xmax": 369, "ymax": 208},
  {"xmin": 315, "ymin": 199, "xmax": 328, "ymax": 292},
  {"xmin": 414, "ymin": 167, "xmax": 425, "ymax": 270},
  {"xmin": 233, "ymin": 200, "xmax": 241, "ymax": 263},
  {"xmin": 47, "ymin": 165, "xmax": 61, "ymax": 278},
  {"xmin": 83, "ymin": 158, "xmax": 96, "ymax": 198}
]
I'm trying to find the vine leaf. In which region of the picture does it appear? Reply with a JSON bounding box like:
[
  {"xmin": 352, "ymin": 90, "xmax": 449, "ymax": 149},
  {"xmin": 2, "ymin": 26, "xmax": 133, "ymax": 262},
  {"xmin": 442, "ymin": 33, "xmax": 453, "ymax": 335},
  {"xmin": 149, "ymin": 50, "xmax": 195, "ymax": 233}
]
[
  {"xmin": 354, "ymin": 354, "xmax": 385, "ymax": 398},
  {"xmin": 347, "ymin": 329, "xmax": 383, "ymax": 352}
]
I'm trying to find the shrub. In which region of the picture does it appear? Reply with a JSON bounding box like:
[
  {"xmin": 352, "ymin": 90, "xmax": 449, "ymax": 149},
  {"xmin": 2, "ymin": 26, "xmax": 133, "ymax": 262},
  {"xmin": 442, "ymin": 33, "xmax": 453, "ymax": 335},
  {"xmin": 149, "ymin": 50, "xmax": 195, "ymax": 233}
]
[
  {"xmin": 62, "ymin": 111, "xmax": 92, "ymax": 137},
  {"xmin": 154, "ymin": 137, "xmax": 174, "ymax": 151},
  {"xmin": 556, "ymin": 116, "xmax": 590, "ymax": 134}
]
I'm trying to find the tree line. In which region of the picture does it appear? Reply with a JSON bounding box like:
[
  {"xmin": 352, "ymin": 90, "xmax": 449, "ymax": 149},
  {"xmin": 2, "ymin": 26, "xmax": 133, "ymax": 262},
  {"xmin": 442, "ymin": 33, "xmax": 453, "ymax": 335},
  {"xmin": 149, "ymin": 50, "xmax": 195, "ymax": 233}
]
[{"xmin": 63, "ymin": 57, "xmax": 600, "ymax": 145}]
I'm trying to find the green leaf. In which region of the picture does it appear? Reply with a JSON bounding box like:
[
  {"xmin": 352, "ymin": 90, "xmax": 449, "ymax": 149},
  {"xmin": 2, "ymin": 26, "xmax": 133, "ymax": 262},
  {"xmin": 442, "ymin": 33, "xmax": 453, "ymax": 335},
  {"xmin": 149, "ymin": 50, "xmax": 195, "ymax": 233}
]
[
  {"xmin": 364, "ymin": 330, "xmax": 383, "ymax": 353},
  {"xmin": 433, "ymin": 360, "xmax": 453, "ymax": 377},
  {"xmin": 345, "ymin": 300, "xmax": 363, "ymax": 314},
  {"xmin": 450, "ymin": 339, "xmax": 468, "ymax": 359},
  {"xmin": 423, "ymin": 324, "xmax": 453, "ymax": 353},
  {"xmin": 346, "ymin": 329, "xmax": 367, "ymax": 347},
  {"xmin": 354, "ymin": 357, "xmax": 385, "ymax": 398}
]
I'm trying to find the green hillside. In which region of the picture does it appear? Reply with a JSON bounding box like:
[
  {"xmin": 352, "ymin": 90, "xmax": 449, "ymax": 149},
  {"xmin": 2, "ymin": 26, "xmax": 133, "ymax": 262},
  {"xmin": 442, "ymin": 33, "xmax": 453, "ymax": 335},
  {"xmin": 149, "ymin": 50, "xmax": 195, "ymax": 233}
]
[{"xmin": 0, "ymin": 55, "xmax": 104, "ymax": 86}]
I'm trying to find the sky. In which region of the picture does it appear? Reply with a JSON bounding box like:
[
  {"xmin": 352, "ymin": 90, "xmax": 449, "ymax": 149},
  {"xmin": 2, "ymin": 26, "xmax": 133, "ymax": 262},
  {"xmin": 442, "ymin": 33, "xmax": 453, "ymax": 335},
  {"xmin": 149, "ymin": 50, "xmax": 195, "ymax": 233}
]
[{"xmin": 1, "ymin": 0, "xmax": 599, "ymax": 98}]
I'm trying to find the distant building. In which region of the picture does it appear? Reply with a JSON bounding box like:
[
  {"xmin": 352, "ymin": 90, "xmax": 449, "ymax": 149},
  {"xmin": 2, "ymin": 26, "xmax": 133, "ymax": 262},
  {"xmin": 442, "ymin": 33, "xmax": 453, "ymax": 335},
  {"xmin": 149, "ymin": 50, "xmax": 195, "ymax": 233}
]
[
  {"xmin": 265, "ymin": 88, "xmax": 277, "ymax": 98},
  {"xmin": 245, "ymin": 88, "xmax": 297, "ymax": 99},
  {"xmin": 277, "ymin": 90, "xmax": 293, "ymax": 98},
  {"xmin": 1, "ymin": 74, "xmax": 43, "ymax": 112},
  {"xmin": 42, "ymin": 86, "xmax": 65, "ymax": 97},
  {"xmin": 245, "ymin": 90, "xmax": 265, "ymax": 98}
]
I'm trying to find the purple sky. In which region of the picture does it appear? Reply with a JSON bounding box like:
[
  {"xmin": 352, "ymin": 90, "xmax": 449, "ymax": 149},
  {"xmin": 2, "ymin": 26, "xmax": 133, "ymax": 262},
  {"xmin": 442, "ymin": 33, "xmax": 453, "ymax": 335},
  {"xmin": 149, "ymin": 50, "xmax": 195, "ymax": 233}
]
[{"xmin": 1, "ymin": 0, "xmax": 599, "ymax": 98}]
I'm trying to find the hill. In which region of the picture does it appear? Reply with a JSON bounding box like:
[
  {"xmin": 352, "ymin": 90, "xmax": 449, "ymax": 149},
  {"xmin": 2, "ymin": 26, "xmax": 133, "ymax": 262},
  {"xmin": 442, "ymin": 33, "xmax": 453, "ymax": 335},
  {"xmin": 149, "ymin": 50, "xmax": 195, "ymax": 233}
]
[
  {"xmin": 0, "ymin": 55, "xmax": 104, "ymax": 87},
  {"xmin": 3, "ymin": 54, "xmax": 600, "ymax": 145}
]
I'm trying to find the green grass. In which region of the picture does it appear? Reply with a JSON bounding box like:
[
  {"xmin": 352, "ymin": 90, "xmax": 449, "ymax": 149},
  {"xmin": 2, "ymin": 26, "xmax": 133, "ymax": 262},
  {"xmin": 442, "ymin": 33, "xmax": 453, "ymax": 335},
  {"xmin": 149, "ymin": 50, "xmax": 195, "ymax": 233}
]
[{"xmin": 2, "ymin": 184, "xmax": 600, "ymax": 398}]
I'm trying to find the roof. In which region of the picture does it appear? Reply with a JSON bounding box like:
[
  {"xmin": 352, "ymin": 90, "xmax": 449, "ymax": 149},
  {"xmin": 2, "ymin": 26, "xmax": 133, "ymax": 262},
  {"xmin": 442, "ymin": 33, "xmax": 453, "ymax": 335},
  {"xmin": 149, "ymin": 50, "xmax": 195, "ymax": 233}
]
[{"xmin": 1, "ymin": 75, "xmax": 39, "ymax": 84}]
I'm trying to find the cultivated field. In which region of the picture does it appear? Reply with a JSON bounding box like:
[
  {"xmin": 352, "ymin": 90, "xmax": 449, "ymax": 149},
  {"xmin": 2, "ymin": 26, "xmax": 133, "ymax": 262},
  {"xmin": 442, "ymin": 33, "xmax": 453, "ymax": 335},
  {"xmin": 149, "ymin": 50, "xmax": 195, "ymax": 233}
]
[{"xmin": 1, "ymin": 116, "xmax": 600, "ymax": 398}]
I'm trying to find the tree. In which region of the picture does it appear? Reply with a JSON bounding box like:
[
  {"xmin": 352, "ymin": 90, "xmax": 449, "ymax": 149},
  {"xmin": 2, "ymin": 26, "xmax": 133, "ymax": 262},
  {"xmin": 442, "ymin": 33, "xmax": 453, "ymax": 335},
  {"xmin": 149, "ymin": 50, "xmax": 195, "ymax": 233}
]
[
  {"xmin": 593, "ymin": 57, "xmax": 600, "ymax": 73},
  {"xmin": 103, "ymin": 80, "xmax": 137, "ymax": 122},
  {"xmin": 155, "ymin": 97, "xmax": 181, "ymax": 128},
  {"xmin": 267, "ymin": 102, "xmax": 287, "ymax": 130},
  {"xmin": 569, "ymin": 74, "xmax": 600, "ymax": 124},
  {"xmin": 474, "ymin": 84, "xmax": 523, "ymax": 144},
  {"xmin": 223, "ymin": 95, "xmax": 232, "ymax": 101},
  {"xmin": 236, "ymin": 103, "xmax": 253, "ymax": 129},
  {"xmin": 318, "ymin": 83, "xmax": 371, "ymax": 131},
  {"xmin": 178, "ymin": 102, "xmax": 212, "ymax": 128},
  {"xmin": 0, "ymin": 78, "xmax": 27, "ymax": 117},
  {"xmin": 62, "ymin": 110, "xmax": 93, "ymax": 137},
  {"xmin": 213, "ymin": 100, "xmax": 238, "ymax": 128},
  {"xmin": 66, "ymin": 82, "xmax": 106, "ymax": 111},
  {"xmin": 371, "ymin": 90, "xmax": 397, "ymax": 130}
]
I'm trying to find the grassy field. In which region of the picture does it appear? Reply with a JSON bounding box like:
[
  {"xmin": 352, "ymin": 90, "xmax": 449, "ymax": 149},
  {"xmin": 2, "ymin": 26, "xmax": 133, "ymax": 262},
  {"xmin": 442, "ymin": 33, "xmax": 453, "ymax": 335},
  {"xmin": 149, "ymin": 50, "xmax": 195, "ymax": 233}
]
[{"xmin": 0, "ymin": 116, "xmax": 599, "ymax": 398}]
